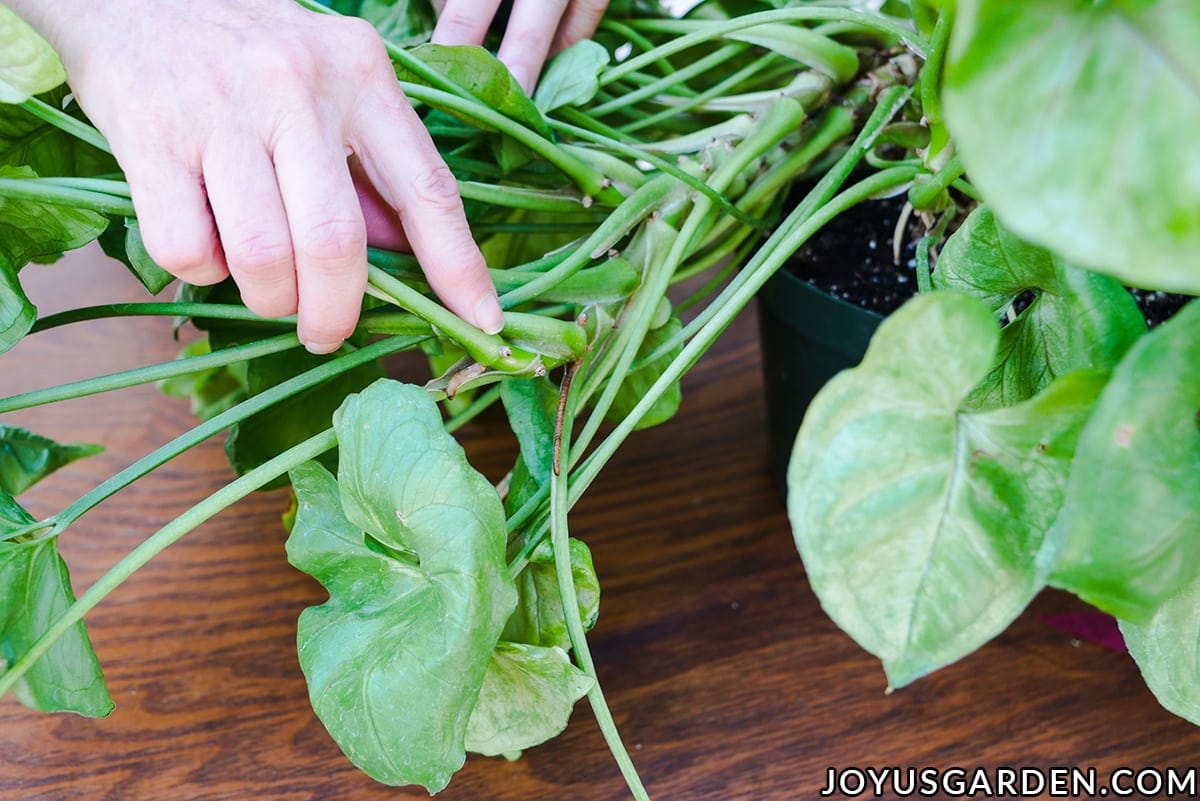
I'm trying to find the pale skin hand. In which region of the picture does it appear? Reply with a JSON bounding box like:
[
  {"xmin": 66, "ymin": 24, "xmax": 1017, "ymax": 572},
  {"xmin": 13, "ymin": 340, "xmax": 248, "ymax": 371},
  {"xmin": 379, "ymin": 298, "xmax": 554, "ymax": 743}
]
[
  {"xmin": 8, "ymin": 0, "xmax": 506, "ymax": 354},
  {"xmin": 432, "ymin": 0, "xmax": 611, "ymax": 92}
]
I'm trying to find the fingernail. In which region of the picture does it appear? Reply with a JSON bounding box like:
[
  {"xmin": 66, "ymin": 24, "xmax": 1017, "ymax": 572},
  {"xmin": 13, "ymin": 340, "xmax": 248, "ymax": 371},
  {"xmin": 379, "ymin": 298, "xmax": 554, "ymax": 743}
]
[
  {"xmin": 474, "ymin": 295, "xmax": 505, "ymax": 335},
  {"xmin": 304, "ymin": 339, "xmax": 342, "ymax": 355}
]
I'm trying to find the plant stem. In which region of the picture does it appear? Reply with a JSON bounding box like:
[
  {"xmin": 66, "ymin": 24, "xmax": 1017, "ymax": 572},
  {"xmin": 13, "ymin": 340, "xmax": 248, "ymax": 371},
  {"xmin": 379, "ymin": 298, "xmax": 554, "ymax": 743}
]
[
  {"xmin": 18, "ymin": 97, "xmax": 112, "ymax": 154},
  {"xmin": 47, "ymin": 336, "xmax": 416, "ymax": 532},
  {"xmin": 458, "ymin": 181, "xmax": 586, "ymax": 213},
  {"xmin": 0, "ymin": 429, "xmax": 337, "ymax": 702},
  {"xmin": 496, "ymin": 174, "xmax": 677, "ymax": 308},
  {"xmin": 398, "ymin": 83, "xmax": 620, "ymax": 204},
  {"xmin": 589, "ymin": 42, "xmax": 745, "ymax": 117},
  {"xmin": 31, "ymin": 303, "xmax": 291, "ymax": 334},
  {"xmin": 366, "ymin": 266, "xmax": 538, "ymax": 372},
  {"xmin": 605, "ymin": 9, "xmax": 925, "ymax": 87},
  {"xmin": 0, "ymin": 333, "xmax": 300, "ymax": 413},
  {"xmin": 0, "ymin": 178, "xmax": 135, "ymax": 216},
  {"xmin": 550, "ymin": 364, "xmax": 652, "ymax": 801}
]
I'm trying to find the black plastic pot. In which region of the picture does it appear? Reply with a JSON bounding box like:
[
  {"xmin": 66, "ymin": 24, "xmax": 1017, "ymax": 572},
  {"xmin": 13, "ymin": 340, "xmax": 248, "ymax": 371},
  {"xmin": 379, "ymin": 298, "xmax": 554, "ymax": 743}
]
[{"xmin": 758, "ymin": 268, "xmax": 883, "ymax": 492}]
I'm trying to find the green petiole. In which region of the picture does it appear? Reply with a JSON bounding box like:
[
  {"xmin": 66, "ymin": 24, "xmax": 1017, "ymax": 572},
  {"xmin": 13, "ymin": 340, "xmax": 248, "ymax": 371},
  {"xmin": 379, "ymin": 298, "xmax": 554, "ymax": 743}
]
[{"xmin": 0, "ymin": 332, "xmax": 301, "ymax": 413}]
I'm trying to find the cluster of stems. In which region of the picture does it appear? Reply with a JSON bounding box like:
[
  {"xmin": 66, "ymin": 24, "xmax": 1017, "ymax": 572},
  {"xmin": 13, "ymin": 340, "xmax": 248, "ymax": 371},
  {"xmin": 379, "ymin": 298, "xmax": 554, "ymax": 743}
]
[{"xmin": 0, "ymin": 5, "xmax": 943, "ymax": 799}]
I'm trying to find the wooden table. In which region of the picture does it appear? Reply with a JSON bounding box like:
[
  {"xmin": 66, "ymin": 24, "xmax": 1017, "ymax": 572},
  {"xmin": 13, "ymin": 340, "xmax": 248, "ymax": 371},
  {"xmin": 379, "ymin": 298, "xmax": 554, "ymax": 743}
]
[{"xmin": 3, "ymin": 247, "xmax": 1197, "ymax": 801}]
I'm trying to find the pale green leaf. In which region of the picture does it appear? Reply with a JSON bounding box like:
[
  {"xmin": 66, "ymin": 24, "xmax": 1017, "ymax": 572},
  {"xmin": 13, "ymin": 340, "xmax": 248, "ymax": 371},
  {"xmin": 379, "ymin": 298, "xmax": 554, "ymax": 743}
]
[
  {"xmin": 0, "ymin": 426, "xmax": 102, "ymax": 496},
  {"xmin": 534, "ymin": 40, "xmax": 610, "ymax": 112},
  {"xmin": 287, "ymin": 380, "xmax": 515, "ymax": 791},
  {"xmin": 933, "ymin": 206, "xmax": 1144, "ymax": 409},
  {"xmin": 503, "ymin": 538, "xmax": 600, "ymax": 651},
  {"xmin": 789, "ymin": 292, "xmax": 1105, "ymax": 688},
  {"xmin": 464, "ymin": 641, "xmax": 593, "ymax": 757},
  {"xmin": 0, "ymin": 493, "xmax": 112, "ymax": 716},
  {"xmin": 943, "ymin": 0, "xmax": 1200, "ymax": 292},
  {"xmin": 1121, "ymin": 571, "xmax": 1200, "ymax": 726},
  {"xmin": 1050, "ymin": 300, "xmax": 1200, "ymax": 620},
  {"xmin": 0, "ymin": 6, "xmax": 65, "ymax": 103}
]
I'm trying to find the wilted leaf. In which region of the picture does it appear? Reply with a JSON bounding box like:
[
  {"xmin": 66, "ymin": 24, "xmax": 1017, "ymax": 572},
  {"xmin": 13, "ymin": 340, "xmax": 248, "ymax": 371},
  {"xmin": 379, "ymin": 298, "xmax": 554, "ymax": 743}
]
[{"xmin": 465, "ymin": 641, "xmax": 593, "ymax": 757}]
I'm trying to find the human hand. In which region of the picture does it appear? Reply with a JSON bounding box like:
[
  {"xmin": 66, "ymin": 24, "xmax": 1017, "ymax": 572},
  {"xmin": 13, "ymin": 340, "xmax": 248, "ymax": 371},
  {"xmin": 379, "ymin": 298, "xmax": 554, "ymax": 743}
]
[
  {"xmin": 431, "ymin": 0, "xmax": 611, "ymax": 92},
  {"xmin": 11, "ymin": 0, "xmax": 504, "ymax": 353}
]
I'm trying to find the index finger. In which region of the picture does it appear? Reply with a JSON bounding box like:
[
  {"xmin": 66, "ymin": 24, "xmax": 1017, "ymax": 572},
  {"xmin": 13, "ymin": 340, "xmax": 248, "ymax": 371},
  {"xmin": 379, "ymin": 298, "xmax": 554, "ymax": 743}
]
[{"xmin": 349, "ymin": 86, "xmax": 504, "ymax": 335}]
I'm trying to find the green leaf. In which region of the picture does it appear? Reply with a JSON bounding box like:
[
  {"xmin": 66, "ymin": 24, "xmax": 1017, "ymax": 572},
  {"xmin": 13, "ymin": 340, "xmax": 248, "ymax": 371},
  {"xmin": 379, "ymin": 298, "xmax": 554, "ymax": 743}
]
[
  {"xmin": 534, "ymin": 40, "xmax": 610, "ymax": 113},
  {"xmin": 0, "ymin": 6, "xmax": 66, "ymax": 102},
  {"xmin": 98, "ymin": 218, "xmax": 174, "ymax": 295},
  {"xmin": 0, "ymin": 493, "xmax": 112, "ymax": 716},
  {"xmin": 789, "ymin": 292, "xmax": 1106, "ymax": 688},
  {"xmin": 1121, "ymin": 570, "xmax": 1200, "ymax": 726},
  {"xmin": 464, "ymin": 641, "xmax": 593, "ymax": 757},
  {"xmin": 157, "ymin": 337, "xmax": 248, "ymax": 421},
  {"xmin": 0, "ymin": 426, "xmax": 102, "ymax": 497},
  {"xmin": 0, "ymin": 165, "xmax": 109, "ymax": 354},
  {"xmin": 1049, "ymin": 300, "xmax": 1200, "ymax": 621},
  {"xmin": 500, "ymin": 376, "xmax": 559, "ymax": 506},
  {"xmin": 0, "ymin": 88, "xmax": 117, "ymax": 176},
  {"xmin": 933, "ymin": 206, "xmax": 1144, "ymax": 409},
  {"xmin": 608, "ymin": 314, "xmax": 683, "ymax": 430},
  {"xmin": 286, "ymin": 381, "xmax": 516, "ymax": 791},
  {"xmin": 503, "ymin": 538, "xmax": 600, "ymax": 651},
  {"xmin": 943, "ymin": 0, "xmax": 1200, "ymax": 292},
  {"xmin": 396, "ymin": 44, "xmax": 552, "ymax": 137}
]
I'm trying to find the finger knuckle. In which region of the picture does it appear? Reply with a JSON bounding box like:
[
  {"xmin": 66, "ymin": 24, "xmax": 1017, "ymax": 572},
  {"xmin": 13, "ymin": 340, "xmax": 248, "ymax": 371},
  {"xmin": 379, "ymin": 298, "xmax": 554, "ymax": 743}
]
[
  {"xmin": 250, "ymin": 40, "xmax": 318, "ymax": 87},
  {"xmin": 296, "ymin": 217, "xmax": 367, "ymax": 265},
  {"xmin": 336, "ymin": 18, "xmax": 390, "ymax": 78},
  {"xmin": 225, "ymin": 230, "xmax": 294, "ymax": 278},
  {"xmin": 407, "ymin": 163, "xmax": 461, "ymax": 211}
]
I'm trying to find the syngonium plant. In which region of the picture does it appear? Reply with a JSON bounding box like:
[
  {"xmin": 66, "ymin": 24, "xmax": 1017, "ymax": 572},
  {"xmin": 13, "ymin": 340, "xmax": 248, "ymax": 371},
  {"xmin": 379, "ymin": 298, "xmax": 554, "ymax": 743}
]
[
  {"xmin": 788, "ymin": 0, "xmax": 1200, "ymax": 731},
  {"xmin": 3, "ymin": 0, "xmax": 1196, "ymax": 796},
  {"xmin": 0, "ymin": 0, "xmax": 928, "ymax": 795}
]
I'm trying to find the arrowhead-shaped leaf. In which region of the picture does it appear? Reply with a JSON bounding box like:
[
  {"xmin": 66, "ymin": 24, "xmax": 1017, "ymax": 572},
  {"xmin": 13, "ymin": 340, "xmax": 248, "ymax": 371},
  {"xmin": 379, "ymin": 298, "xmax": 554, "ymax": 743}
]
[
  {"xmin": 287, "ymin": 380, "xmax": 515, "ymax": 791},
  {"xmin": 789, "ymin": 292, "xmax": 1105, "ymax": 688},
  {"xmin": 943, "ymin": 0, "xmax": 1200, "ymax": 292}
]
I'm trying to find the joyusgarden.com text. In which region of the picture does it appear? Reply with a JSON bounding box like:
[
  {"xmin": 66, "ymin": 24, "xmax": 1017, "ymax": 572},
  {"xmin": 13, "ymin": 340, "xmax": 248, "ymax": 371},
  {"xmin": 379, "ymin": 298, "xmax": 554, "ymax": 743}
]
[{"xmin": 818, "ymin": 767, "xmax": 1198, "ymax": 797}]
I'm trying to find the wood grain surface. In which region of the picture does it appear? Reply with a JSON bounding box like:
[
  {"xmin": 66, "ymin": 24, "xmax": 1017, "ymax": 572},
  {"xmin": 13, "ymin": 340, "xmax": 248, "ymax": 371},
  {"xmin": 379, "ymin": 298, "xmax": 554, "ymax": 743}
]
[{"xmin": 2, "ymin": 247, "xmax": 1197, "ymax": 801}]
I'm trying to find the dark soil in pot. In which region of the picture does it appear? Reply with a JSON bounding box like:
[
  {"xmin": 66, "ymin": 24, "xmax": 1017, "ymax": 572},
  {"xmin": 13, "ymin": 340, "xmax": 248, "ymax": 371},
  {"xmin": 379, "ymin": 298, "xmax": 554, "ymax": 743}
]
[{"xmin": 758, "ymin": 195, "xmax": 1194, "ymax": 492}]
